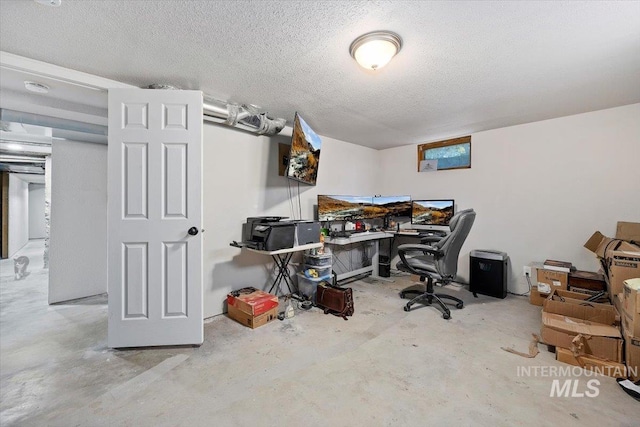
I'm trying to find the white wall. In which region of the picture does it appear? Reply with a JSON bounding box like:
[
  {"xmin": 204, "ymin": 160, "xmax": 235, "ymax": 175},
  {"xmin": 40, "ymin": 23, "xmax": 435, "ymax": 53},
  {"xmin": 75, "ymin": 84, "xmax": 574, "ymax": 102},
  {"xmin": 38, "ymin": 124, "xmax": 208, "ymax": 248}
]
[
  {"xmin": 28, "ymin": 184, "xmax": 46, "ymax": 239},
  {"xmin": 49, "ymin": 140, "xmax": 108, "ymax": 303},
  {"xmin": 379, "ymin": 103, "xmax": 640, "ymax": 293},
  {"xmin": 8, "ymin": 174, "xmax": 29, "ymax": 257},
  {"xmin": 202, "ymin": 122, "xmax": 380, "ymax": 318}
]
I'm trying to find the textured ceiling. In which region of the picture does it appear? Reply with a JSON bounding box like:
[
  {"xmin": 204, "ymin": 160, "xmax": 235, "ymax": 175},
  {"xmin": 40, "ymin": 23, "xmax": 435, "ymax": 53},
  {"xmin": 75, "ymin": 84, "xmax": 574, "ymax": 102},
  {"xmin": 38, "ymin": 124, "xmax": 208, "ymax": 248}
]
[{"xmin": 1, "ymin": 0, "xmax": 639, "ymax": 150}]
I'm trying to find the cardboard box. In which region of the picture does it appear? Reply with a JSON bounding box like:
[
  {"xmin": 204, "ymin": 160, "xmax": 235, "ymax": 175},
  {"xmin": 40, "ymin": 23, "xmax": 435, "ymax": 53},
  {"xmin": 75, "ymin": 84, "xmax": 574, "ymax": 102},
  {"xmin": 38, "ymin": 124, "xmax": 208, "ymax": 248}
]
[
  {"xmin": 527, "ymin": 262, "xmax": 545, "ymax": 306},
  {"xmin": 543, "ymin": 289, "xmax": 619, "ymax": 326},
  {"xmin": 584, "ymin": 231, "xmax": 619, "ymax": 259},
  {"xmin": 622, "ymin": 311, "xmax": 640, "ymax": 339},
  {"xmin": 227, "ymin": 305, "xmax": 278, "ymax": 329},
  {"xmin": 622, "ymin": 278, "xmax": 640, "ymax": 316},
  {"xmin": 556, "ymin": 347, "xmax": 628, "ymax": 378},
  {"xmin": 614, "ymin": 293, "xmax": 624, "ymax": 319},
  {"xmin": 226, "ymin": 287, "xmax": 278, "ymax": 317},
  {"xmin": 529, "ymin": 288, "xmax": 549, "ymax": 306},
  {"xmin": 616, "ymin": 221, "xmax": 640, "ymax": 242},
  {"xmin": 540, "ymin": 312, "xmax": 623, "ymax": 362},
  {"xmin": 623, "ymin": 331, "xmax": 640, "ymax": 381},
  {"xmin": 608, "ymin": 250, "xmax": 640, "ymax": 296},
  {"xmin": 583, "ymin": 231, "xmax": 639, "ymax": 259},
  {"xmin": 536, "ymin": 269, "xmax": 568, "ymax": 295},
  {"xmin": 621, "ymin": 278, "xmax": 640, "ymax": 337}
]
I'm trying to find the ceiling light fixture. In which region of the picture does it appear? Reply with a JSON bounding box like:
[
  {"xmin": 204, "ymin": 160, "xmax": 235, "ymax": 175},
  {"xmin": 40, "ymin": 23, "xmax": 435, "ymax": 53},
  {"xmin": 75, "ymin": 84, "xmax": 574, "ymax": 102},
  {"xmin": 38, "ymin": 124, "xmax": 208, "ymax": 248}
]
[
  {"xmin": 24, "ymin": 81, "xmax": 50, "ymax": 94},
  {"xmin": 349, "ymin": 31, "xmax": 402, "ymax": 71}
]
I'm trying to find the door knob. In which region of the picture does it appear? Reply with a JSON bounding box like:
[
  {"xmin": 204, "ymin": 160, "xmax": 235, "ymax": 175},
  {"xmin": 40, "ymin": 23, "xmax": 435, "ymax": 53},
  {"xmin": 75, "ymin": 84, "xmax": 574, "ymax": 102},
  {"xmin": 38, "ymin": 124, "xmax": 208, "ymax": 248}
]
[{"xmin": 188, "ymin": 227, "xmax": 199, "ymax": 236}]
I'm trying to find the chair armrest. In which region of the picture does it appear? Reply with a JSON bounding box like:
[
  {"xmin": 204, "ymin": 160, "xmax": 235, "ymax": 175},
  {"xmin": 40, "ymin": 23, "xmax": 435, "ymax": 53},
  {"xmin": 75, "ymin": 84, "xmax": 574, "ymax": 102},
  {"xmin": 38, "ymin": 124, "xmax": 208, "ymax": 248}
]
[
  {"xmin": 419, "ymin": 235, "xmax": 443, "ymax": 244},
  {"xmin": 397, "ymin": 243, "xmax": 443, "ymax": 257}
]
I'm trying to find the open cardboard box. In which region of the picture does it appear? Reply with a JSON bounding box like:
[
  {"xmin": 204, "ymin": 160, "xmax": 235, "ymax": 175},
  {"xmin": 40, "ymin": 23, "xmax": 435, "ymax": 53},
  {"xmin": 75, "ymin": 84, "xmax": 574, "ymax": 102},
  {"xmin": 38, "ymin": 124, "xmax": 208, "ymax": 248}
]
[
  {"xmin": 556, "ymin": 347, "xmax": 627, "ymax": 378},
  {"xmin": 584, "ymin": 222, "xmax": 640, "ymax": 297},
  {"xmin": 530, "ymin": 267, "xmax": 568, "ymax": 306},
  {"xmin": 543, "ymin": 289, "xmax": 618, "ymax": 326},
  {"xmin": 541, "ymin": 311, "xmax": 623, "ymax": 362}
]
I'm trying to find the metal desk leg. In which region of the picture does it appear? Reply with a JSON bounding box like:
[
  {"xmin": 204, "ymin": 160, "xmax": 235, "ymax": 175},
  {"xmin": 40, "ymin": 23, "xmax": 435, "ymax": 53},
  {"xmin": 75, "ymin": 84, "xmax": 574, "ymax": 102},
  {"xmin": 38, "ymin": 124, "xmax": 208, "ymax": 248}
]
[{"xmin": 268, "ymin": 252, "xmax": 295, "ymax": 295}]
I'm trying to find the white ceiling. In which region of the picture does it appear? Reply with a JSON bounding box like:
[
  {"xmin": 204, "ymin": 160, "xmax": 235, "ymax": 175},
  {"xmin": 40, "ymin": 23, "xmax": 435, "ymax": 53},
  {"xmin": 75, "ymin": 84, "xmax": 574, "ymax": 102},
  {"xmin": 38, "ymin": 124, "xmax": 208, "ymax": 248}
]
[{"xmin": 1, "ymin": 0, "xmax": 639, "ymax": 150}]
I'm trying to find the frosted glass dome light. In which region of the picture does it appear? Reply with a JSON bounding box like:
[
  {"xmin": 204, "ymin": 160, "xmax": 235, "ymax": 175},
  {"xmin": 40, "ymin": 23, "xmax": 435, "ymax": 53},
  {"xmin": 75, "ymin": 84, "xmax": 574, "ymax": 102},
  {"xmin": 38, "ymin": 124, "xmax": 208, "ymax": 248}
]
[{"xmin": 349, "ymin": 31, "xmax": 402, "ymax": 71}]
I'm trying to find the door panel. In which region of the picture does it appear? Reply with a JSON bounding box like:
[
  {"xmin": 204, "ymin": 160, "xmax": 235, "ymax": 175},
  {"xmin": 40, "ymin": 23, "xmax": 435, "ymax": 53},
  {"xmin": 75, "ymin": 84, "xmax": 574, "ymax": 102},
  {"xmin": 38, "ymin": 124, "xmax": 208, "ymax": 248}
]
[{"xmin": 108, "ymin": 89, "xmax": 202, "ymax": 348}]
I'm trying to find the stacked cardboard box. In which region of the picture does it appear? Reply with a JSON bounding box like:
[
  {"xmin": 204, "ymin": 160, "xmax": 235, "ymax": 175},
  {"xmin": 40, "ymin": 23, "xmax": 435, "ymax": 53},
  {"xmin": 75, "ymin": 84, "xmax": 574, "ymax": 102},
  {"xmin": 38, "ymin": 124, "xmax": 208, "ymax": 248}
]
[
  {"xmin": 581, "ymin": 222, "xmax": 640, "ymax": 380},
  {"xmin": 541, "ymin": 289, "xmax": 623, "ymax": 370},
  {"xmin": 620, "ymin": 278, "xmax": 640, "ymax": 381},
  {"xmin": 583, "ymin": 221, "xmax": 640, "ymax": 297},
  {"xmin": 226, "ymin": 287, "xmax": 279, "ymax": 329},
  {"xmin": 530, "ymin": 267, "xmax": 568, "ymax": 306},
  {"xmin": 530, "ymin": 267, "xmax": 608, "ymax": 306}
]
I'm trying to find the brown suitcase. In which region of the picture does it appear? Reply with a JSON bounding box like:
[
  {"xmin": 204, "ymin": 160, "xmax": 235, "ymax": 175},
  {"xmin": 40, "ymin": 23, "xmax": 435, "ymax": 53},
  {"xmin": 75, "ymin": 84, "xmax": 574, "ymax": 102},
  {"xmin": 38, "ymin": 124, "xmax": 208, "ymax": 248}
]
[
  {"xmin": 568, "ymin": 270, "xmax": 606, "ymax": 292},
  {"xmin": 316, "ymin": 283, "xmax": 354, "ymax": 320}
]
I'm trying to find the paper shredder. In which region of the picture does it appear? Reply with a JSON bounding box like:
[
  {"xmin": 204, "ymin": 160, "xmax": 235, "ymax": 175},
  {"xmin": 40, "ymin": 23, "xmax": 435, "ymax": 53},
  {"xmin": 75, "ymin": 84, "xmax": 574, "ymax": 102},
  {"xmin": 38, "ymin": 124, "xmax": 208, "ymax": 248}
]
[{"xmin": 469, "ymin": 250, "xmax": 508, "ymax": 299}]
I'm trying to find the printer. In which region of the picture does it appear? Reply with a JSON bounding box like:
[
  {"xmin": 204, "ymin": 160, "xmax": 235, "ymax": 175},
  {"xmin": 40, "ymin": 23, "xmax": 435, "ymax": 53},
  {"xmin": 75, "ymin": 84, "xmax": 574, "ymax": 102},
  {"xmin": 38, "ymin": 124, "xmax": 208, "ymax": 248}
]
[
  {"xmin": 241, "ymin": 217, "xmax": 321, "ymax": 251},
  {"xmin": 242, "ymin": 216, "xmax": 288, "ymax": 243},
  {"xmin": 250, "ymin": 221, "xmax": 296, "ymax": 251}
]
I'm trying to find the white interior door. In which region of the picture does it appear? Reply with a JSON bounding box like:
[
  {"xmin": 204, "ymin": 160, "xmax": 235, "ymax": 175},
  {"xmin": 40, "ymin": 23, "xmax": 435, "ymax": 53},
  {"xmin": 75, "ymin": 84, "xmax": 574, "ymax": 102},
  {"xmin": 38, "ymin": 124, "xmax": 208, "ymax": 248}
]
[{"xmin": 107, "ymin": 89, "xmax": 203, "ymax": 348}]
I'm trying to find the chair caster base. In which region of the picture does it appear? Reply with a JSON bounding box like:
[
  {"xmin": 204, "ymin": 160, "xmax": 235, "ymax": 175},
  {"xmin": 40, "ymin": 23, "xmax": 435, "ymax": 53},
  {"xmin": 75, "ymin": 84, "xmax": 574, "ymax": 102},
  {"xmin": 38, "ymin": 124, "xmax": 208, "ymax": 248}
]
[
  {"xmin": 456, "ymin": 302, "xmax": 464, "ymax": 309},
  {"xmin": 443, "ymin": 312, "xmax": 451, "ymax": 319},
  {"xmin": 403, "ymin": 305, "xmax": 411, "ymax": 312}
]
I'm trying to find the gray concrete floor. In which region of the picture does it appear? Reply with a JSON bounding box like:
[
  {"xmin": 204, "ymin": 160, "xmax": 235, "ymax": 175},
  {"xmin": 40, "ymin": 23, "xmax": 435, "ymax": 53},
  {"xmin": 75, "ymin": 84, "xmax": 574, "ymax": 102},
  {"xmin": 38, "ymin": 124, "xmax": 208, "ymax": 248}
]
[{"xmin": 1, "ymin": 240, "xmax": 637, "ymax": 426}]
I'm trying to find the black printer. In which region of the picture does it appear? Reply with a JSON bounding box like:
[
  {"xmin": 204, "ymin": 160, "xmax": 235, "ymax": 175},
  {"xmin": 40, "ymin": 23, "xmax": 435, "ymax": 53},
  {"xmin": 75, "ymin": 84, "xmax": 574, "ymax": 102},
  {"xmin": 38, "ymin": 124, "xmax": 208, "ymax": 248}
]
[
  {"xmin": 240, "ymin": 217, "xmax": 320, "ymax": 251},
  {"xmin": 250, "ymin": 221, "xmax": 296, "ymax": 251},
  {"xmin": 242, "ymin": 216, "xmax": 288, "ymax": 243}
]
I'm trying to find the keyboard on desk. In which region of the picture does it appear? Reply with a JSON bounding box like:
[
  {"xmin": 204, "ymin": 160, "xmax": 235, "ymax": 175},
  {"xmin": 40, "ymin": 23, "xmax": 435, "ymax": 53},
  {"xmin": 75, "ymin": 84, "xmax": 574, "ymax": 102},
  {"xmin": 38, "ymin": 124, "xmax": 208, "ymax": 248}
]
[{"xmin": 400, "ymin": 229, "xmax": 446, "ymax": 237}]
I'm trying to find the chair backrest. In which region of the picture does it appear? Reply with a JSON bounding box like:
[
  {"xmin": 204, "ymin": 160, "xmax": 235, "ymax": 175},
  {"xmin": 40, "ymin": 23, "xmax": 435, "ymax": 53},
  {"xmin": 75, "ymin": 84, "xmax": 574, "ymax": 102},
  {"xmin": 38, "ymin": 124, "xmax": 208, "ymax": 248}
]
[{"xmin": 432, "ymin": 209, "xmax": 476, "ymax": 278}]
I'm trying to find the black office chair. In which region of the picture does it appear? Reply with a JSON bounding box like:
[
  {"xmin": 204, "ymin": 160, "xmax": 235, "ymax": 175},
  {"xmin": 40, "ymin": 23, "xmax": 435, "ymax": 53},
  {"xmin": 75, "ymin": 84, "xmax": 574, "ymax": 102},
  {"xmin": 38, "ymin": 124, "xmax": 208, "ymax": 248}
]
[{"xmin": 396, "ymin": 209, "xmax": 476, "ymax": 319}]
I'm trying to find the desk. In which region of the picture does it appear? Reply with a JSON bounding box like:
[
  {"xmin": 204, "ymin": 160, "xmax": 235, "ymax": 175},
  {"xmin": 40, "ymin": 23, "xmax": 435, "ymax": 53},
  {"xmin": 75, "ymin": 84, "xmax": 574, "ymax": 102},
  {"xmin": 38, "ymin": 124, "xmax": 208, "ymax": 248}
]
[
  {"xmin": 386, "ymin": 230, "xmax": 446, "ymax": 239},
  {"xmin": 246, "ymin": 242, "xmax": 323, "ymax": 295},
  {"xmin": 324, "ymin": 231, "xmax": 394, "ymax": 282}
]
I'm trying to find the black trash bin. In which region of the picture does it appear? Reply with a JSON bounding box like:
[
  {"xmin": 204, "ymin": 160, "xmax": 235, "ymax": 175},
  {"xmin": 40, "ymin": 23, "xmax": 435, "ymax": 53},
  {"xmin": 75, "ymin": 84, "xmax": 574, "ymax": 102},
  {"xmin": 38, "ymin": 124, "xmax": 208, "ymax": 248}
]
[{"xmin": 469, "ymin": 250, "xmax": 508, "ymax": 298}]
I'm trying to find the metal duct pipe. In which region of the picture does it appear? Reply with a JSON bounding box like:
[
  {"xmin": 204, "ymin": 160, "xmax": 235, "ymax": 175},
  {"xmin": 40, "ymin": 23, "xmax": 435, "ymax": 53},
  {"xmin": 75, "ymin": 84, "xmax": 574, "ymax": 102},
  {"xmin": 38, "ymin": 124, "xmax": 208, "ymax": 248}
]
[
  {"xmin": 202, "ymin": 96, "xmax": 286, "ymax": 136},
  {"xmin": 2, "ymin": 92, "xmax": 286, "ymax": 140},
  {"xmin": 0, "ymin": 109, "xmax": 107, "ymax": 137}
]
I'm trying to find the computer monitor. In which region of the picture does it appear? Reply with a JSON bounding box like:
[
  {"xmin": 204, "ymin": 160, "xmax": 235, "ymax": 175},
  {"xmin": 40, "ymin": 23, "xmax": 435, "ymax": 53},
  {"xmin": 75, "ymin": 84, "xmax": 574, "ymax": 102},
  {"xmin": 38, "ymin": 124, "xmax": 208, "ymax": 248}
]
[
  {"xmin": 411, "ymin": 199, "xmax": 455, "ymax": 226},
  {"xmin": 372, "ymin": 195, "xmax": 412, "ymax": 217},
  {"xmin": 317, "ymin": 195, "xmax": 412, "ymax": 222},
  {"xmin": 317, "ymin": 195, "xmax": 373, "ymax": 221}
]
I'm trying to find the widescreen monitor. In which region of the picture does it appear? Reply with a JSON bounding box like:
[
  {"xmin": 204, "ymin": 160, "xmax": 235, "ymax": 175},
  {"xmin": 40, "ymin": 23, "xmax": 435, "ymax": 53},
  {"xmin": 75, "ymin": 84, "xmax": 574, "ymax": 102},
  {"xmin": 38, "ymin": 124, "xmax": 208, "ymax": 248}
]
[
  {"xmin": 286, "ymin": 113, "xmax": 322, "ymax": 186},
  {"xmin": 372, "ymin": 195, "xmax": 412, "ymax": 217},
  {"xmin": 317, "ymin": 195, "xmax": 412, "ymax": 222},
  {"xmin": 411, "ymin": 199, "xmax": 455, "ymax": 226},
  {"xmin": 317, "ymin": 195, "xmax": 373, "ymax": 221}
]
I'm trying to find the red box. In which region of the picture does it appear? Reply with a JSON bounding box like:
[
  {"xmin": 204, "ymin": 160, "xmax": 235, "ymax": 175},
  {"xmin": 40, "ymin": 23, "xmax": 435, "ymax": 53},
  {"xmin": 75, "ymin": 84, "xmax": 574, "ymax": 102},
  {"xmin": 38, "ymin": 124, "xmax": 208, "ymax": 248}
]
[{"xmin": 226, "ymin": 287, "xmax": 278, "ymax": 316}]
